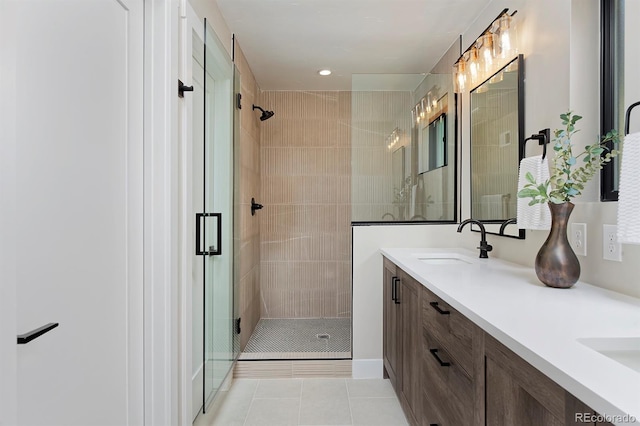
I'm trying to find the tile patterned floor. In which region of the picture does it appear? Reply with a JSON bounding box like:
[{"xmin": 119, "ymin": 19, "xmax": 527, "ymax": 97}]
[
  {"xmin": 194, "ymin": 378, "xmax": 408, "ymax": 426},
  {"xmin": 241, "ymin": 318, "xmax": 351, "ymax": 360}
]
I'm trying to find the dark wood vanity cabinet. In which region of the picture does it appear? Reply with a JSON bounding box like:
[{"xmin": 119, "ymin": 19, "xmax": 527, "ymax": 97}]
[
  {"xmin": 398, "ymin": 270, "xmax": 422, "ymax": 424},
  {"xmin": 383, "ymin": 257, "xmax": 401, "ymax": 391},
  {"xmin": 383, "ymin": 259, "xmax": 616, "ymax": 426},
  {"xmin": 420, "ymin": 280, "xmax": 478, "ymax": 426},
  {"xmin": 485, "ymin": 334, "xmax": 614, "ymax": 426},
  {"xmin": 382, "ymin": 258, "xmax": 422, "ymax": 424}
]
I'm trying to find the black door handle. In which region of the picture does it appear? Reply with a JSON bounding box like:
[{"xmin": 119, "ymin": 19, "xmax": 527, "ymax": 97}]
[
  {"xmin": 195, "ymin": 213, "xmax": 222, "ymax": 256},
  {"xmin": 17, "ymin": 323, "xmax": 59, "ymax": 344}
]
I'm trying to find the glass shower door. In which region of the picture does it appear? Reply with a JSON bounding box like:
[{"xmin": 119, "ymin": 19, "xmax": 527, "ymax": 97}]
[{"xmin": 201, "ymin": 19, "xmax": 235, "ymax": 410}]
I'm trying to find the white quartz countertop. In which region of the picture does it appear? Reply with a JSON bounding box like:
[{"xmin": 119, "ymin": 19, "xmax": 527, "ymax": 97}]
[{"xmin": 380, "ymin": 247, "xmax": 640, "ymax": 425}]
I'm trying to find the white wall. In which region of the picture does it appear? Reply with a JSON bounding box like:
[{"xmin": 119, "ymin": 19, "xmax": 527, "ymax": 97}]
[{"xmin": 352, "ymin": 0, "xmax": 640, "ymax": 374}]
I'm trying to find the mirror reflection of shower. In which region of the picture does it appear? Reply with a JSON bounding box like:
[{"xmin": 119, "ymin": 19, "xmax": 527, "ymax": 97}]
[{"xmin": 252, "ymin": 104, "xmax": 275, "ymax": 121}]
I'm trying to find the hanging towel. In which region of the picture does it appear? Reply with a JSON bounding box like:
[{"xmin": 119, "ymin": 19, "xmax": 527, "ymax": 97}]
[
  {"xmin": 517, "ymin": 155, "xmax": 551, "ymax": 230},
  {"xmin": 617, "ymin": 132, "xmax": 640, "ymax": 244}
]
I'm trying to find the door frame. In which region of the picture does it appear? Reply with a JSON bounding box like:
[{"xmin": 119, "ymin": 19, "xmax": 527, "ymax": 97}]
[
  {"xmin": 143, "ymin": 0, "xmax": 181, "ymax": 425},
  {"xmin": 178, "ymin": 2, "xmax": 205, "ymax": 424}
]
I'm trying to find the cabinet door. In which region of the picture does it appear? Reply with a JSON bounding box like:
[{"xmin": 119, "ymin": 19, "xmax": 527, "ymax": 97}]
[
  {"xmin": 383, "ymin": 258, "xmax": 401, "ymax": 390},
  {"xmin": 399, "ymin": 271, "xmax": 422, "ymax": 424},
  {"xmin": 421, "ymin": 330, "xmax": 474, "ymax": 426},
  {"xmin": 485, "ymin": 336, "xmax": 564, "ymax": 426}
]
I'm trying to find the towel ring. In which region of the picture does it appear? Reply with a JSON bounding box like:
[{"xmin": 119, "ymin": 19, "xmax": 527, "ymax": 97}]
[
  {"xmin": 624, "ymin": 101, "xmax": 640, "ymax": 135},
  {"xmin": 523, "ymin": 129, "xmax": 550, "ymax": 160}
]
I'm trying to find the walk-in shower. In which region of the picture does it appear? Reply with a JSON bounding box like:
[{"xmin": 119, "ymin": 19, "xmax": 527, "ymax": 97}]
[{"xmin": 239, "ymin": 90, "xmax": 352, "ymax": 361}]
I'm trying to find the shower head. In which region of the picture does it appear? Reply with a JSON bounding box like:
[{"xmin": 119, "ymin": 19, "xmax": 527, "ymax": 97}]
[{"xmin": 252, "ymin": 104, "xmax": 275, "ymax": 121}]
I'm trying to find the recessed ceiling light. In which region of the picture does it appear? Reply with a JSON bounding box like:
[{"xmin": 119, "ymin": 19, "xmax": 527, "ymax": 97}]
[{"xmin": 318, "ymin": 69, "xmax": 332, "ymax": 76}]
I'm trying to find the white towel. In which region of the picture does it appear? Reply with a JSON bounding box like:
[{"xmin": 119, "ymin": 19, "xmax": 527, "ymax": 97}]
[
  {"xmin": 517, "ymin": 155, "xmax": 551, "ymax": 230},
  {"xmin": 617, "ymin": 132, "xmax": 640, "ymax": 244}
]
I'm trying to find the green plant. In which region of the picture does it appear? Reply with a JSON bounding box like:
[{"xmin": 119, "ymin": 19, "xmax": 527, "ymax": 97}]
[{"xmin": 517, "ymin": 111, "xmax": 621, "ymax": 205}]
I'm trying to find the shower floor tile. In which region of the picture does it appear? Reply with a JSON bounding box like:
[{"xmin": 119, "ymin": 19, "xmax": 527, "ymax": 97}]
[{"xmin": 241, "ymin": 318, "xmax": 351, "ymax": 360}]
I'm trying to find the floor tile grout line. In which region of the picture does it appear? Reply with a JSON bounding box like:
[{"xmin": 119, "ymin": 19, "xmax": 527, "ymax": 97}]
[
  {"xmin": 241, "ymin": 379, "xmax": 260, "ymax": 426},
  {"xmin": 344, "ymin": 378, "xmax": 354, "ymax": 426},
  {"xmin": 297, "ymin": 378, "xmax": 304, "ymax": 426}
]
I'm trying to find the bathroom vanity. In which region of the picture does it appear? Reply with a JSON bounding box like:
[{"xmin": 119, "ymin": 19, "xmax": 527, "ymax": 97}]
[{"xmin": 381, "ymin": 248, "xmax": 640, "ymax": 426}]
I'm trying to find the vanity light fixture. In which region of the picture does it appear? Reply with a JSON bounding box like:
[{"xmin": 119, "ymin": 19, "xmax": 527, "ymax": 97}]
[
  {"xmin": 386, "ymin": 127, "xmax": 402, "ymax": 151},
  {"xmin": 453, "ymin": 8, "xmax": 517, "ymax": 93},
  {"xmin": 318, "ymin": 69, "xmax": 332, "ymax": 76}
]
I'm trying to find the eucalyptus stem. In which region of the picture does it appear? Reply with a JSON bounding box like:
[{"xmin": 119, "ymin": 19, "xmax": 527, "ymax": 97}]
[{"xmin": 517, "ymin": 111, "xmax": 621, "ymax": 205}]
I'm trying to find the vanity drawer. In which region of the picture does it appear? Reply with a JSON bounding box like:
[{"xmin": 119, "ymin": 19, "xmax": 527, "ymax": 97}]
[
  {"xmin": 422, "ymin": 287, "xmax": 474, "ymax": 375},
  {"xmin": 421, "ymin": 329, "xmax": 473, "ymax": 426}
]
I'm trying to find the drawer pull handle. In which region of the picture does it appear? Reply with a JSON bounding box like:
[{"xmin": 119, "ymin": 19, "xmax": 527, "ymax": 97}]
[
  {"xmin": 429, "ymin": 348, "xmax": 451, "ymax": 367},
  {"xmin": 393, "ymin": 278, "xmax": 400, "ymax": 304},
  {"xmin": 429, "ymin": 301, "xmax": 450, "ymax": 315}
]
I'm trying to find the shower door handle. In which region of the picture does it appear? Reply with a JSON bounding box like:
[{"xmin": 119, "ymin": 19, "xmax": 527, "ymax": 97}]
[{"xmin": 195, "ymin": 213, "xmax": 222, "ymax": 256}]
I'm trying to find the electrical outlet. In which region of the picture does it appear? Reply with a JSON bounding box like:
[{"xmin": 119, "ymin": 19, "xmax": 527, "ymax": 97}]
[
  {"xmin": 570, "ymin": 223, "xmax": 587, "ymax": 256},
  {"xmin": 603, "ymin": 224, "xmax": 622, "ymax": 262}
]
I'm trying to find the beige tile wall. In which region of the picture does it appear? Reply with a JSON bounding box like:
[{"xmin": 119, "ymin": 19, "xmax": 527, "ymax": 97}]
[
  {"xmin": 234, "ymin": 44, "xmax": 262, "ymax": 350},
  {"xmin": 259, "ymin": 91, "xmax": 352, "ymax": 319},
  {"xmin": 350, "ymin": 91, "xmax": 412, "ymax": 222}
]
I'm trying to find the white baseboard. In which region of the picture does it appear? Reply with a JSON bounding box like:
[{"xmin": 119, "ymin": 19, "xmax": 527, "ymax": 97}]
[{"xmin": 352, "ymin": 359, "xmax": 383, "ymax": 379}]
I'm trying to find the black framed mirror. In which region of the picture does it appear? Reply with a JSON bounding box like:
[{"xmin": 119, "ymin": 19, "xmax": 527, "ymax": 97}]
[
  {"xmin": 469, "ymin": 55, "xmax": 525, "ymax": 239},
  {"xmin": 601, "ymin": 0, "xmax": 639, "ymax": 201}
]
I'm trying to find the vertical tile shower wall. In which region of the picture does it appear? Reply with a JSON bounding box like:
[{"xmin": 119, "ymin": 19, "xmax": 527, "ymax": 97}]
[
  {"xmin": 259, "ymin": 91, "xmax": 352, "ymax": 319},
  {"xmin": 234, "ymin": 45, "xmax": 262, "ymax": 350}
]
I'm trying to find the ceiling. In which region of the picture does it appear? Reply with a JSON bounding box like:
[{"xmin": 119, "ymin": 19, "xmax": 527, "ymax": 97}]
[{"xmin": 215, "ymin": 0, "xmax": 493, "ymax": 91}]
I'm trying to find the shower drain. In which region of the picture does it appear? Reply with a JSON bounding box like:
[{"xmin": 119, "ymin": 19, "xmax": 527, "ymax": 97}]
[{"xmin": 316, "ymin": 333, "xmax": 330, "ymax": 340}]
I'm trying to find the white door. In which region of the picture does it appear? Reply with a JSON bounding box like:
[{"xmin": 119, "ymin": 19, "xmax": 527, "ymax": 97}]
[{"xmin": 0, "ymin": 1, "xmax": 144, "ymax": 425}]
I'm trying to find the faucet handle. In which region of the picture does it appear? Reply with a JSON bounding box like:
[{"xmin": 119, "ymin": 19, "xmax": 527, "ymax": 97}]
[{"xmin": 478, "ymin": 243, "xmax": 493, "ymax": 252}]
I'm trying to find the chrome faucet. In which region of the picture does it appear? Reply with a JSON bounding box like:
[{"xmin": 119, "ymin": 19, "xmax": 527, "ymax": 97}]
[
  {"xmin": 457, "ymin": 219, "xmax": 493, "ymax": 258},
  {"xmin": 499, "ymin": 218, "xmax": 517, "ymax": 235}
]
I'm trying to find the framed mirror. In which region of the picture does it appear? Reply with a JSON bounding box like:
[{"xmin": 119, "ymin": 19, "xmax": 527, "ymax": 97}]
[
  {"xmin": 470, "ymin": 55, "xmax": 525, "ymax": 239},
  {"xmin": 601, "ymin": 0, "xmax": 639, "ymax": 201}
]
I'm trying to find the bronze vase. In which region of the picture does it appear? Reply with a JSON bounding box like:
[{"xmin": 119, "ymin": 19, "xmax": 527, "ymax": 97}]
[{"xmin": 535, "ymin": 202, "xmax": 580, "ymax": 288}]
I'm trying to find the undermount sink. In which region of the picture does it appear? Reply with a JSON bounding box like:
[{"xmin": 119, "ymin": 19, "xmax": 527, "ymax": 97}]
[
  {"xmin": 577, "ymin": 337, "xmax": 640, "ymax": 373},
  {"xmin": 412, "ymin": 253, "xmax": 474, "ymax": 265}
]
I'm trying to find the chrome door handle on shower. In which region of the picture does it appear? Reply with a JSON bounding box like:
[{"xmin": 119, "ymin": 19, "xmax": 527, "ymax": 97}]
[{"xmin": 195, "ymin": 213, "xmax": 222, "ymax": 256}]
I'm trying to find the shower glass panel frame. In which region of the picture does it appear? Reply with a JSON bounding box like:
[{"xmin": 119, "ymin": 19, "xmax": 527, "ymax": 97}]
[{"xmin": 202, "ymin": 18, "xmax": 238, "ymax": 412}]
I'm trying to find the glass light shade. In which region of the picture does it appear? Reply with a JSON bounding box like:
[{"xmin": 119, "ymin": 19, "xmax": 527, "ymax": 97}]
[
  {"xmin": 415, "ymin": 104, "xmax": 421, "ymax": 123},
  {"xmin": 463, "ymin": 48, "xmax": 480, "ymax": 86},
  {"xmin": 495, "ymin": 14, "xmax": 514, "ymax": 59},
  {"xmin": 477, "ymin": 33, "xmax": 495, "ymax": 75},
  {"xmin": 420, "ymin": 98, "xmax": 428, "ymax": 118},
  {"xmin": 411, "ymin": 108, "xmax": 416, "ymax": 126},
  {"xmin": 453, "ymin": 60, "xmax": 467, "ymax": 93}
]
